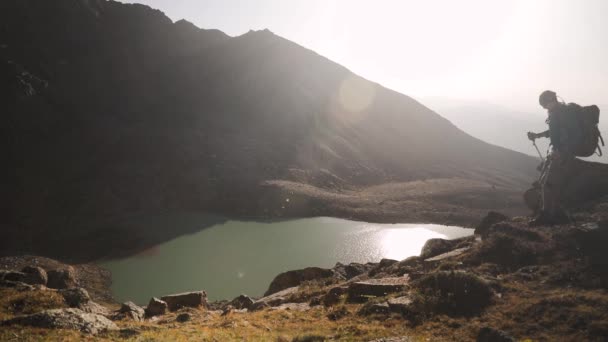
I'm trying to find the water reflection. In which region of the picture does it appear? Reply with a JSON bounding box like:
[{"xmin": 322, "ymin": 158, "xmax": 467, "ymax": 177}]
[
  {"xmin": 101, "ymin": 216, "xmax": 472, "ymax": 303},
  {"xmin": 380, "ymin": 228, "xmax": 445, "ymax": 261}
]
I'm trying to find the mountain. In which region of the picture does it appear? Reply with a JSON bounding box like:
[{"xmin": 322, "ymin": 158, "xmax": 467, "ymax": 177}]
[
  {"xmin": 422, "ymin": 97, "xmax": 608, "ymax": 163},
  {"xmin": 0, "ymin": 0, "xmax": 538, "ymax": 260}
]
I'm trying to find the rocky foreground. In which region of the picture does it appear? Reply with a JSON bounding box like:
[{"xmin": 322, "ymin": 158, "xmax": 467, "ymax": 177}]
[{"xmin": 1, "ymin": 198, "xmax": 608, "ymax": 341}]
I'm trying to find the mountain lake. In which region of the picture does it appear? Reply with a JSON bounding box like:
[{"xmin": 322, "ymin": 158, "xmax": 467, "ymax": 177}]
[{"xmin": 100, "ymin": 216, "xmax": 473, "ymax": 304}]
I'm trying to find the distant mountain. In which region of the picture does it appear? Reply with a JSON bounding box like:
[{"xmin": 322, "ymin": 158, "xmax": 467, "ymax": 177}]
[
  {"xmin": 423, "ymin": 98, "xmax": 608, "ymax": 163},
  {"xmin": 0, "ymin": 0, "xmax": 538, "ymax": 260}
]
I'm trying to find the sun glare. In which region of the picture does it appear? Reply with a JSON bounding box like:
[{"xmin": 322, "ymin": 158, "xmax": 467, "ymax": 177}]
[{"xmin": 380, "ymin": 227, "xmax": 446, "ymax": 261}]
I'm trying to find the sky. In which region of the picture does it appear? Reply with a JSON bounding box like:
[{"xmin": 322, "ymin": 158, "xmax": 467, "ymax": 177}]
[{"xmin": 120, "ymin": 0, "xmax": 608, "ymax": 113}]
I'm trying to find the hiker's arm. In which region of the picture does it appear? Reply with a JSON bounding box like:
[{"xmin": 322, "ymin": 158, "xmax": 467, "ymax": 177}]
[
  {"xmin": 536, "ymin": 130, "xmax": 550, "ymax": 138},
  {"xmin": 527, "ymin": 130, "xmax": 550, "ymax": 140}
]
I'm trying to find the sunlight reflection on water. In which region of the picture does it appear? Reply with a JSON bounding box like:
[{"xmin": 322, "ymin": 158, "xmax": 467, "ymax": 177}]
[{"xmin": 101, "ymin": 216, "xmax": 472, "ymax": 303}]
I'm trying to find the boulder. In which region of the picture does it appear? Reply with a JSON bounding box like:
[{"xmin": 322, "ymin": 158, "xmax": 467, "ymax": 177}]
[
  {"xmin": 475, "ymin": 211, "xmax": 509, "ymax": 237},
  {"xmin": 420, "ymin": 236, "xmax": 476, "ymax": 259},
  {"xmin": 21, "ymin": 266, "xmax": 48, "ymax": 286},
  {"xmin": 118, "ymin": 301, "xmax": 145, "ymax": 321},
  {"xmin": 369, "ymin": 259, "xmax": 398, "ymax": 277},
  {"xmin": 420, "ymin": 238, "xmax": 456, "ymax": 259},
  {"xmin": 477, "ymin": 327, "xmax": 515, "ymax": 342},
  {"xmin": 145, "ymin": 297, "xmax": 168, "ymax": 317},
  {"xmin": 160, "ymin": 291, "xmax": 208, "ymax": 311},
  {"xmin": 47, "ymin": 267, "xmax": 77, "ymax": 289},
  {"xmin": 60, "ymin": 288, "xmax": 90, "ymax": 307},
  {"xmin": 251, "ymin": 286, "xmax": 300, "ymax": 311},
  {"xmin": 424, "ymin": 247, "xmax": 470, "ymax": 262},
  {"xmin": 387, "ymin": 296, "xmax": 413, "ymax": 315},
  {"xmin": 332, "ymin": 262, "xmax": 375, "ymax": 280},
  {"xmin": 347, "ymin": 277, "xmax": 410, "ymax": 303},
  {"xmin": 264, "ymin": 267, "xmax": 335, "ymax": 296},
  {"xmin": 60, "ymin": 287, "xmax": 108, "ymax": 315},
  {"xmin": 0, "ymin": 308, "xmax": 118, "ymax": 335},
  {"xmin": 229, "ymin": 294, "xmax": 254, "ymax": 310}
]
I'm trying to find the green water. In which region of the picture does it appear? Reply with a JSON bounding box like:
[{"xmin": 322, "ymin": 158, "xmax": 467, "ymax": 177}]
[{"xmin": 101, "ymin": 216, "xmax": 472, "ymax": 304}]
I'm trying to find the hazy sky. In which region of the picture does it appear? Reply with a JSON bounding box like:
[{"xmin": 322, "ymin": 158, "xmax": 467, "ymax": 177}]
[{"xmin": 120, "ymin": 0, "xmax": 608, "ymax": 112}]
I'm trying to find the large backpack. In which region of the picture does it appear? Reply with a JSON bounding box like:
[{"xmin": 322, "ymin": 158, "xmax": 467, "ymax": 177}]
[{"xmin": 564, "ymin": 103, "xmax": 604, "ymax": 157}]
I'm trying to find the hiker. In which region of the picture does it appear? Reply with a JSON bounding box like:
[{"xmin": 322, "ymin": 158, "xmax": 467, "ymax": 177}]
[{"xmin": 526, "ymin": 90, "xmax": 579, "ymax": 225}]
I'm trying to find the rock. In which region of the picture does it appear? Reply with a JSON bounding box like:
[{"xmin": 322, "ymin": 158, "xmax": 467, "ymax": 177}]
[
  {"xmin": 47, "ymin": 267, "xmax": 77, "ymax": 289},
  {"xmin": 0, "ymin": 308, "xmax": 118, "ymax": 335},
  {"xmin": 118, "ymin": 301, "xmax": 145, "ymax": 321},
  {"xmin": 477, "ymin": 327, "xmax": 515, "ymax": 342},
  {"xmin": 60, "ymin": 287, "xmax": 108, "ymax": 315},
  {"xmin": 3, "ymin": 271, "xmax": 26, "ymax": 283},
  {"xmin": 347, "ymin": 277, "xmax": 410, "ymax": 303},
  {"xmin": 420, "ymin": 236, "xmax": 476, "ymax": 259},
  {"xmin": 387, "ymin": 296, "xmax": 413, "ymax": 315},
  {"xmin": 332, "ymin": 262, "xmax": 375, "ymax": 280},
  {"xmin": 475, "ymin": 212, "xmax": 509, "ymax": 237},
  {"xmin": 21, "ymin": 266, "xmax": 48, "ymax": 286},
  {"xmin": 145, "ymin": 297, "xmax": 168, "ymax": 317},
  {"xmin": 368, "ymin": 338, "xmax": 413, "ymax": 342},
  {"xmin": 358, "ymin": 302, "xmax": 390, "ymax": 316},
  {"xmin": 369, "ymin": 259, "xmax": 398, "ymax": 277},
  {"xmin": 60, "ymin": 288, "xmax": 91, "ymax": 307},
  {"xmin": 176, "ymin": 313, "xmax": 191, "ymax": 323},
  {"xmin": 0, "ymin": 280, "xmax": 35, "ymax": 291},
  {"xmin": 264, "ymin": 267, "xmax": 335, "ymax": 296},
  {"xmin": 425, "ymin": 247, "xmax": 470, "ymax": 262},
  {"xmin": 251, "ymin": 286, "xmax": 300, "ymax": 311},
  {"xmin": 160, "ymin": 291, "xmax": 208, "ymax": 311},
  {"xmin": 323, "ymin": 286, "xmax": 348, "ymax": 306},
  {"xmin": 229, "ymin": 294, "xmax": 254, "ymax": 310}
]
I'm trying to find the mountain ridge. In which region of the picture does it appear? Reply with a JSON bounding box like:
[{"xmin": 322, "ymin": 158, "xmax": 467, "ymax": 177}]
[{"xmin": 1, "ymin": 0, "xmax": 537, "ymax": 260}]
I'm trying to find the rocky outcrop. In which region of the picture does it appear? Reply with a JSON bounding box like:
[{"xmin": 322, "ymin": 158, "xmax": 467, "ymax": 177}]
[
  {"xmin": 117, "ymin": 301, "xmax": 145, "ymax": 321},
  {"xmin": 59, "ymin": 288, "xmax": 90, "ymax": 307},
  {"xmin": 420, "ymin": 236, "xmax": 476, "ymax": 259},
  {"xmin": 347, "ymin": 277, "xmax": 410, "ymax": 303},
  {"xmin": 264, "ymin": 267, "xmax": 335, "ymax": 296},
  {"xmin": 47, "ymin": 268, "xmax": 78, "ymax": 289},
  {"xmin": 160, "ymin": 291, "xmax": 208, "ymax": 311},
  {"xmin": 21, "ymin": 266, "xmax": 48, "ymax": 286},
  {"xmin": 229, "ymin": 294, "xmax": 254, "ymax": 310},
  {"xmin": 0, "ymin": 308, "xmax": 118, "ymax": 335},
  {"xmin": 145, "ymin": 297, "xmax": 168, "ymax": 317},
  {"xmin": 251, "ymin": 286, "xmax": 300, "ymax": 311},
  {"xmin": 332, "ymin": 262, "xmax": 376, "ymax": 280}
]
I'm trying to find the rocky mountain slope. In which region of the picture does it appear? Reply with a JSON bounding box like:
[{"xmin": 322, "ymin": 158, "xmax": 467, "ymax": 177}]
[{"xmin": 0, "ymin": 0, "xmax": 542, "ymax": 260}]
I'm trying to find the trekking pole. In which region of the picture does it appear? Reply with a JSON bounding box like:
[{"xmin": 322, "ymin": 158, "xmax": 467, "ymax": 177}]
[{"xmin": 532, "ymin": 139, "xmax": 544, "ymax": 162}]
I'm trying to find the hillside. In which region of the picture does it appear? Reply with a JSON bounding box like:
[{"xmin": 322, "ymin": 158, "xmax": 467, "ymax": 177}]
[
  {"xmin": 1, "ymin": 196, "xmax": 608, "ymax": 341},
  {"xmin": 1, "ymin": 0, "xmax": 537, "ymax": 260}
]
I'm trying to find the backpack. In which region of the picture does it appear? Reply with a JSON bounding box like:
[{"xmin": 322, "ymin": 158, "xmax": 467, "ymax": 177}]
[{"xmin": 564, "ymin": 103, "xmax": 604, "ymax": 157}]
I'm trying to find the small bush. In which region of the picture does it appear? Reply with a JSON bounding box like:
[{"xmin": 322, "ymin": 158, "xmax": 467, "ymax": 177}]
[{"xmin": 412, "ymin": 271, "xmax": 493, "ymax": 317}]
